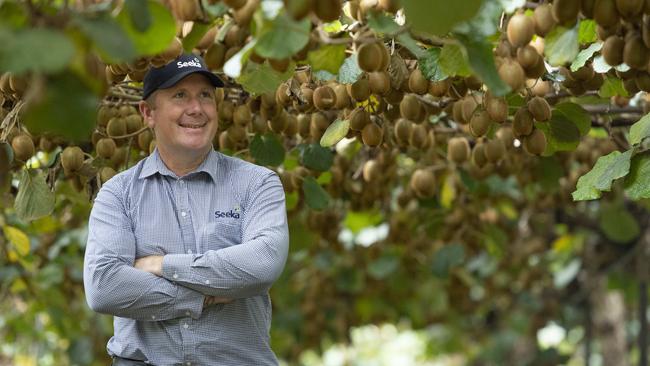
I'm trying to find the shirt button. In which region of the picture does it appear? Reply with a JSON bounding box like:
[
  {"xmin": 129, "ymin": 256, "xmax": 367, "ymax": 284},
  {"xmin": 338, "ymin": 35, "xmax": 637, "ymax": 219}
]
[
  {"xmin": 181, "ymin": 211, "xmax": 187, "ymax": 217},
  {"xmin": 187, "ymin": 249, "xmax": 193, "ymax": 254},
  {"xmin": 173, "ymin": 273, "xmax": 179, "ymax": 280},
  {"xmin": 183, "ymin": 323, "xmax": 189, "ymax": 329},
  {"xmin": 205, "ymin": 280, "xmax": 210, "ymax": 285},
  {"xmin": 151, "ymin": 315, "xmax": 156, "ymax": 320}
]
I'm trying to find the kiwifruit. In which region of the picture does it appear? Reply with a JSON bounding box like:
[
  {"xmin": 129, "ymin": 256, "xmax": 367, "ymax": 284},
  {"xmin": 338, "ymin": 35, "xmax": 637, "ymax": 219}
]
[
  {"xmin": 160, "ymin": 37, "xmax": 183, "ymax": 62},
  {"xmin": 496, "ymin": 126, "xmax": 515, "ymax": 148},
  {"xmin": 348, "ymin": 77, "xmax": 370, "ymax": 102},
  {"xmin": 469, "ymin": 109, "xmax": 492, "ymax": 137},
  {"xmin": 126, "ymin": 114, "xmax": 143, "ymax": 134},
  {"xmin": 269, "ymin": 111, "xmax": 289, "ymax": 133},
  {"xmin": 582, "ymin": 0, "xmax": 597, "ymax": 17},
  {"xmin": 9, "ymin": 74, "xmax": 26, "ymax": 96},
  {"xmin": 99, "ymin": 166, "xmax": 116, "ymax": 184},
  {"xmin": 507, "ymin": 13, "xmax": 535, "ymax": 48},
  {"xmin": 635, "ymin": 72, "xmax": 650, "ymax": 91},
  {"xmin": 218, "ymin": 100, "xmax": 234, "ymax": 122},
  {"xmin": 428, "ymin": 79, "xmax": 449, "ymax": 97},
  {"xmin": 107, "ymin": 117, "xmax": 127, "ymax": 138},
  {"xmin": 61, "ymin": 146, "xmax": 84, "ymax": 172},
  {"xmin": 269, "ymin": 58, "xmax": 290, "ymax": 73},
  {"xmin": 523, "ymin": 128, "xmax": 547, "ymax": 155},
  {"xmin": 394, "ymin": 118, "xmax": 412, "ymax": 144},
  {"xmin": 625, "ymin": 77, "xmax": 642, "ymax": 93},
  {"xmin": 233, "ymin": 104, "xmax": 252, "ymax": 126},
  {"xmin": 296, "ymin": 114, "xmax": 310, "ymax": 138},
  {"xmin": 378, "ymin": 42, "xmax": 391, "ymax": 72},
  {"xmin": 571, "ymin": 64, "xmax": 595, "ymax": 81},
  {"xmin": 616, "ymin": 0, "xmax": 644, "ymax": 18},
  {"xmin": 524, "ymin": 56, "xmax": 547, "ymax": 79},
  {"xmin": 602, "ymin": 35, "xmax": 625, "ymax": 65},
  {"xmin": 643, "ymin": 15, "xmax": 650, "ymax": 48},
  {"xmin": 399, "ymin": 94, "xmax": 420, "ymax": 120},
  {"xmin": 97, "ymin": 105, "xmax": 113, "ymax": 127},
  {"xmin": 314, "ymin": 0, "xmax": 341, "ymax": 22},
  {"xmin": 517, "ymin": 45, "xmax": 540, "ymax": 69},
  {"xmin": 527, "ymin": 96, "xmax": 552, "ymax": 121},
  {"xmin": 284, "ymin": 0, "xmax": 314, "ymax": 19},
  {"xmin": 283, "ymin": 114, "xmax": 298, "ymax": 137},
  {"xmin": 349, "ymin": 108, "xmax": 370, "ymax": 131},
  {"xmin": 594, "ymin": 0, "xmax": 621, "ymax": 28},
  {"xmin": 485, "ymin": 138, "xmax": 506, "ymax": 163},
  {"xmin": 11, "ymin": 134, "xmax": 34, "ymax": 162},
  {"xmin": 409, "ymin": 124, "xmax": 429, "ymax": 149},
  {"xmin": 357, "ymin": 42, "xmax": 384, "ymax": 72},
  {"xmin": 205, "ymin": 42, "xmax": 227, "ymax": 70},
  {"xmin": 0, "ymin": 73, "xmax": 12, "ymax": 94},
  {"xmin": 170, "ymin": 0, "xmax": 202, "ymax": 21},
  {"xmin": 275, "ymin": 83, "xmax": 291, "ymax": 107},
  {"xmin": 119, "ymin": 104, "xmax": 137, "ymax": 117},
  {"xmin": 471, "ymin": 142, "xmax": 488, "ymax": 168},
  {"xmin": 361, "ymin": 122, "xmax": 383, "ymax": 147},
  {"xmin": 624, "ymin": 34, "xmax": 650, "ymax": 69},
  {"xmin": 447, "ymin": 137, "xmax": 470, "ymax": 164},
  {"xmin": 368, "ymin": 71, "xmax": 391, "ymax": 95},
  {"xmin": 584, "ymin": 72, "xmax": 605, "ymax": 90},
  {"xmin": 196, "ymin": 26, "xmax": 218, "ymax": 50},
  {"xmin": 461, "ymin": 96, "xmax": 479, "ymax": 123},
  {"xmin": 332, "ymin": 84, "xmax": 351, "ymax": 109},
  {"xmin": 232, "ymin": 0, "xmax": 259, "ymax": 25},
  {"xmin": 298, "ymin": 85, "xmax": 314, "ymax": 108},
  {"xmin": 410, "ymin": 168, "xmax": 436, "ymax": 198},
  {"xmin": 486, "ymin": 95, "xmax": 509, "ymax": 123},
  {"xmin": 38, "ymin": 136, "xmax": 55, "ymax": 153},
  {"xmin": 498, "ymin": 59, "xmax": 525, "ymax": 91},
  {"xmin": 96, "ymin": 138, "xmax": 116, "ymax": 159},
  {"xmin": 310, "ymin": 112, "xmax": 330, "ymax": 139},
  {"xmin": 513, "ymin": 107, "xmax": 535, "ymax": 137},
  {"xmin": 408, "ymin": 68, "xmax": 429, "ymax": 94},
  {"xmin": 137, "ymin": 129, "xmax": 154, "ymax": 151},
  {"xmin": 552, "ymin": 0, "xmax": 581, "ymax": 26},
  {"xmin": 227, "ymin": 124, "xmax": 247, "ymax": 143},
  {"xmin": 362, "ymin": 159, "xmax": 382, "ymax": 182},
  {"xmin": 452, "ymin": 101, "xmax": 467, "ymax": 124},
  {"xmin": 218, "ymin": 130, "xmax": 234, "ymax": 151},
  {"xmin": 224, "ymin": 0, "xmax": 247, "ymax": 9},
  {"xmin": 313, "ymin": 86, "xmax": 338, "ymax": 110}
]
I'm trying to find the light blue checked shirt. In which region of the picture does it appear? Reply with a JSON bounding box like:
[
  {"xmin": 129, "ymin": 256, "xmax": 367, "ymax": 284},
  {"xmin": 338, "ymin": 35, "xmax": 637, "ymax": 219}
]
[{"xmin": 83, "ymin": 149, "xmax": 289, "ymax": 366}]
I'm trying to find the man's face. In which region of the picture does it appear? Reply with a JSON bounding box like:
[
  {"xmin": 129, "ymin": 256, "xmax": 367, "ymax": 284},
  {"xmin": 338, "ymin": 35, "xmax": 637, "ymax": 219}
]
[{"xmin": 141, "ymin": 73, "xmax": 218, "ymax": 159}]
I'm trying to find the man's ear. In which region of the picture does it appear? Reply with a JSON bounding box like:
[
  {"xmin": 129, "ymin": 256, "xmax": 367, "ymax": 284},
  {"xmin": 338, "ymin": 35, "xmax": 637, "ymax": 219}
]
[{"xmin": 139, "ymin": 100, "xmax": 155, "ymax": 128}]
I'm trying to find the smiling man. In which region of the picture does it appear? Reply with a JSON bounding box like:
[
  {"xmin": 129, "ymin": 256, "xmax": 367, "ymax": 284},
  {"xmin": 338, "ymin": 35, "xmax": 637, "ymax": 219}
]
[{"xmin": 83, "ymin": 53, "xmax": 289, "ymax": 366}]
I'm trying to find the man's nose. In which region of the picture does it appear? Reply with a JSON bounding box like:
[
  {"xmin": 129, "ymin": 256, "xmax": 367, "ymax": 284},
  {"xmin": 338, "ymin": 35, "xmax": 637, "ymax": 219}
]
[{"xmin": 185, "ymin": 96, "xmax": 203, "ymax": 114}]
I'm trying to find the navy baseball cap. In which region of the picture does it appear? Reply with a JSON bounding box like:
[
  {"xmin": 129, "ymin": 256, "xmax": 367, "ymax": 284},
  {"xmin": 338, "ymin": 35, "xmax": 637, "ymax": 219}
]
[{"xmin": 142, "ymin": 53, "xmax": 223, "ymax": 100}]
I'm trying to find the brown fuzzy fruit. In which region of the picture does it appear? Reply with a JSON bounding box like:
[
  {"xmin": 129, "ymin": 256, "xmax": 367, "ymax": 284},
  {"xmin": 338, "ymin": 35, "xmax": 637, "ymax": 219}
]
[
  {"xmin": 348, "ymin": 78, "xmax": 370, "ymax": 101},
  {"xmin": 603, "ymin": 35, "xmax": 625, "ymax": 65},
  {"xmin": 527, "ymin": 97, "xmax": 552, "ymax": 121},
  {"xmin": 471, "ymin": 142, "xmax": 488, "ymax": 168},
  {"xmin": 447, "ymin": 137, "xmax": 470, "ymax": 164},
  {"xmin": 513, "ymin": 107, "xmax": 535, "ymax": 137},
  {"xmin": 313, "ymin": 86, "xmax": 338, "ymax": 110},
  {"xmin": 517, "ymin": 45, "xmax": 541, "ymax": 69},
  {"xmin": 410, "ymin": 168, "xmax": 436, "ymax": 198},
  {"xmin": 368, "ymin": 72, "xmax": 391, "ymax": 95},
  {"xmin": 11, "ymin": 134, "xmax": 35, "ymax": 162},
  {"xmin": 314, "ymin": 0, "xmax": 341, "ymax": 22},
  {"xmin": 126, "ymin": 114, "xmax": 143, "ymax": 134},
  {"xmin": 399, "ymin": 94, "xmax": 421, "ymax": 121},
  {"xmin": 428, "ymin": 79, "xmax": 449, "ymax": 97},
  {"xmin": 205, "ymin": 42, "xmax": 227, "ymax": 70},
  {"xmin": 461, "ymin": 96, "xmax": 479, "ymax": 123},
  {"xmin": 61, "ymin": 146, "xmax": 84, "ymax": 173},
  {"xmin": 552, "ymin": 0, "xmax": 581, "ymax": 25},
  {"xmin": 96, "ymin": 138, "xmax": 117, "ymax": 159},
  {"xmin": 357, "ymin": 42, "xmax": 384, "ymax": 72},
  {"xmin": 361, "ymin": 122, "xmax": 383, "ymax": 147},
  {"xmin": 498, "ymin": 59, "xmax": 525, "ymax": 91},
  {"xmin": 349, "ymin": 108, "xmax": 370, "ymax": 131},
  {"xmin": 107, "ymin": 117, "xmax": 127, "ymax": 138},
  {"xmin": 524, "ymin": 128, "xmax": 547, "ymax": 155},
  {"xmin": 594, "ymin": 0, "xmax": 621, "ymax": 28},
  {"xmin": 408, "ymin": 68, "xmax": 429, "ymax": 94},
  {"xmin": 534, "ymin": 3, "xmax": 557, "ymax": 36},
  {"xmin": 362, "ymin": 159, "xmax": 382, "ymax": 182},
  {"xmin": 409, "ymin": 124, "xmax": 429, "ymax": 149},
  {"xmin": 582, "ymin": 0, "xmax": 596, "ymax": 17},
  {"xmin": 233, "ymin": 104, "xmax": 252, "ymax": 126},
  {"xmin": 99, "ymin": 166, "xmax": 117, "ymax": 184},
  {"xmin": 284, "ymin": 0, "xmax": 314, "ymax": 19},
  {"xmin": 170, "ymin": 0, "xmax": 202, "ymax": 21},
  {"xmin": 624, "ymin": 34, "xmax": 650, "ymax": 69},
  {"xmin": 470, "ymin": 109, "xmax": 492, "ymax": 137},
  {"xmin": 507, "ymin": 13, "xmax": 535, "ymax": 48},
  {"xmin": 486, "ymin": 96, "xmax": 509, "ymax": 123},
  {"xmin": 394, "ymin": 118, "xmax": 412, "ymax": 144},
  {"xmin": 616, "ymin": 0, "xmax": 644, "ymax": 18},
  {"xmin": 137, "ymin": 130, "xmax": 154, "ymax": 151},
  {"xmin": 485, "ymin": 138, "xmax": 506, "ymax": 163}
]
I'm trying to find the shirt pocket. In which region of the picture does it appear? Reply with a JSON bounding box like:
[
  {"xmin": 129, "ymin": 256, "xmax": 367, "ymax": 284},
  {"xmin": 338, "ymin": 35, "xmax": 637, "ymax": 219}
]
[{"xmin": 202, "ymin": 221, "xmax": 242, "ymax": 252}]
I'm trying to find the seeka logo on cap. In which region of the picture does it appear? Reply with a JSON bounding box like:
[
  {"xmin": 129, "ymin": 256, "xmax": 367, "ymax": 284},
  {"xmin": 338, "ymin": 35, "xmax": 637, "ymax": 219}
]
[{"xmin": 177, "ymin": 57, "xmax": 202, "ymax": 69}]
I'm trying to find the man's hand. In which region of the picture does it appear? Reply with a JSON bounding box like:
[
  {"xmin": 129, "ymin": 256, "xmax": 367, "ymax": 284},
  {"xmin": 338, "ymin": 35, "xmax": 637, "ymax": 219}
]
[
  {"xmin": 203, "ymin": 296, "xmax": 233, "ymax": 308},
  {"xmin": 134, "ymin": 255, "xmax": 164, "ymax": 276}
]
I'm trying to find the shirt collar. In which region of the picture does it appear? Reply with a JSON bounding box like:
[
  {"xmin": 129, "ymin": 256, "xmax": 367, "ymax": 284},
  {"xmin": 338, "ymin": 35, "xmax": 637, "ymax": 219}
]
[{"xmin": 138, "ymin": 149, "xmax": 219, "ymax": 181}]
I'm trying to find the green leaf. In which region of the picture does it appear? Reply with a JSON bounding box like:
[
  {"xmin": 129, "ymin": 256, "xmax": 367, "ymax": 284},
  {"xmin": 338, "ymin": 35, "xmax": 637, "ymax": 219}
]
[
  {"xmin": 368, "ymin": 255, "xmax": 400, "ymax": 280},
  {"xmin": 553, "ymin": 102, "xmax": 591, "ymax": 136},
  {"xmin": 624, "ymin": 152, "xmax": 650, "ymax": 200},
  {"xmin": 14, "ymin": 170, "xmax": 55, "ymax": 221},
  {"xmin": 320, "ymin": 119, "xmax": 350, "ymax": 147},
  {"xmin": 367, "ymin": 12, "xmax": 401, "ymax": 35},
  {"xmin": 578, "ymin": 19, "xmax": 598, "ymax": 45},
  {"xmin": 431, "ymin": 243, "xmax": 465, "ymax": 278},
  {"xmin": 419, "ymin": 47, "xmax": 448, "ymax": 82},
  {"xmin": 599, "ymin": 202, "xmax": 640, "ymax": 243},
  {"xmin": 337, "ymin": 54, "xmax": 363, "ymax": 84},
  {"xmin": 0, "ymin": 1, "xmax": 28, "ymax": 28},
  {"xmin": 24, "ymin": 72, "xmax": 99, "ymax": 142},
  {"xmin": 545, "ymin": 25, "xmax": 579, "ymax": 66},
  {"xmin": 236, "ymin": 60, "xmax": 294, "ymax": 95},
  {"xmin": 2, "ymin": 225, "xmax": 30, "ymax": 257},
  {"xmin": 300, "ymin": 143, "xmax": 334, "ymax": 171},
  {"xmin": 536, "ymin": 157, "xmax": 565, "ymax": 191},
  {"xmin": 182, "ymin": 22, "xmax": 211, "ymax": 52},
  {"xmin": 0, "ymin": 28, "xmax": 74, "ymax": 75},
  {"xmin": 344, "ymin": 210, "xmax": 384, "ymax": 234},
  {"xmin": 630, "ymin": 113, "xmax": 650, "ymax": 146},
  {"xmin": 457, "ymin": 35, "xmax": 510, "ymax": 96},
  {"xmin": 302, "ymin": 176, "xmax": 330, "ymax": 210},
  {"xmin": 250, "ymin": 133, "xmax": 285, "ymax": 167},
  {"xmin": 599, "ymin": 76, "xmax": 629, "ymax": 98},
  {"xmin": 572, "ymin": 149, "xmax": 634, "ymax": 201},
  {"xmin": 396, "ymin": 32, "xmax": 427, "ymax": 59},
  {"xmin": 570, "ymin": 42, "xmax": 602, "ymax": 72},
  {"xmin": 454, "ymin": 0, "xmax": 503, "ymax": 37},
  {"xmin": 73, "ymin": 15, "xmax": 137, "ymax": 63},
  {"xmin": 313, "ymin": 70, "xmax": 337, "ymax": 81},
  {"xmin": 254, "ymin": 13, "xmax": 311, "ymax": 60},
  {"xmin": 124, "ymin": 0, "xmax": 152, "ymax": 33},
  {"xmin": 116, "ymin": 0, "xmax": 176, "ymax": 56},
  {"xmin": 439, "ymin": 43, "xmax": 471, "ymax": 77},
  {"xmin": 307, "ymin": 44, "xmax": 347, "ymax": 74},
  {"xmin": 403, "ymin": 0, "xmax": 482, "ymax": 36}
]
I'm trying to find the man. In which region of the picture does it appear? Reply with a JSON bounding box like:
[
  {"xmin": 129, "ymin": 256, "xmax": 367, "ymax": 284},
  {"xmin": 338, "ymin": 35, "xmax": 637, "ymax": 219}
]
[{"xmin": 83, "ymin": 53, "xmax": 289, "ymax": 366}]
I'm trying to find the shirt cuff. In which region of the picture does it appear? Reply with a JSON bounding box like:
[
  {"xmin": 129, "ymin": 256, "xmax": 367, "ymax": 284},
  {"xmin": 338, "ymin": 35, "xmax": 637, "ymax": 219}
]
[
  {"xmin": 174, "ymin": 285, "xmax": 204, "ymax": 319},
  {"xmin": 162, "ymin": 253, "xmax": 194, "ymax": 282}
]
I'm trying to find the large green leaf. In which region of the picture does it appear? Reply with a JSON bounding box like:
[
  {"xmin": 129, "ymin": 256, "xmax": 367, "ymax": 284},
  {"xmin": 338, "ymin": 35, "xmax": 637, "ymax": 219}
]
[
  {"xmin": 299, "ymin": 143, "xmax": 334, "ymax": 171},
  {"xmin": 553, "ymin": 102, "xmax": 591, "ymax": 136},
  {"xmin": 24, "ymin": 72, "xmax": 99, "ymax": 142},
  {"xmin": 570, "ymin": 42, "xmax": 602, "ymax": 72},
  {"xmin": 302, "ymin": 176, "xmax": 330, "ymax": 210},
  {"xmin": 250, "ymin": 133, "xmax": 285, "ymax": 167},
  {"xmin": 545, "ymin": 25, "xmax": 579, "ymax": 66},
  {"xmin": 115, "ymin": 0, "xmax": 176, "ymax": 56},
  {"xmin": 320, "ymin": 119, "xmax": 349, "ymax": 147},
  {"xmin": 624, "ymin": 152, "xmax": 650, "ymax": 200},
  {"xmin": 307, "ymin": 44, "xmax": 347, "ymax": 75},
  {"xmin": 0, "ymin": 1, "xmax": 28, "ymax": 29},
  {"xmin": 431, "ymin": 243, "xmax": 465, "ymax": 279},
  {"xmin": 439, "ymin": 43, "xmax": 471, "ymax": 77},
  {"xmin": 182, "ymin": 22, "xmax": 211, "ymax": 53},
  {"xmin": 419, "ymin": 47, "xmax": 448, "ymax": 82},
  {"xmin": 599, "ymin": 202, "xmax": 640, "ymax": 243},
  {"xmin": 457, "ymin": 35, "xmax": 510, "ymax": 96},
  {"xmin": 73, "ymin": 15, "xmax": 137, "ymax": 63},
  {"xmin": 254, "ymin": 13, "xmax": 311, "ymax": 60},
  {"xmin": 572, "ymin": 149, "xmax": 634, "ymax": 201},
  {"xmin": 630, "ymin": 113, "xmax": 650, "ymax": 146},
  {"xmin": 124, "ymin": 0, "xmax": 152, "ymax": 33},
  {"xmin": 0, "ymin": 27, "xmax": 74, "ymax": 75},
  {"xmin": 403, "ymin": 0, "xmax": 482, "ymax": 36},
  {"xmin": 337, "ymin": 54, "xmax": 363, "ymax": 84},
  {"xmin": 367, "ymin": 12, "xmax": 401, "ymax": 35},
  {"xmin": 454, "ymin": 0, "xmax": 504, "ymax": 37},
  {"xmin": 14, "ymin": 170, "xmax": 56, "ymax": 221},
  {"xmin": 236, "ymin": 60, "xmax": 294, "ymax": 95}
]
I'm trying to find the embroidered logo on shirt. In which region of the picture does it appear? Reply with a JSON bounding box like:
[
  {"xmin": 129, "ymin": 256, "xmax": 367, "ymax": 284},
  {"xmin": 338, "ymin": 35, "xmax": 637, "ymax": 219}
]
[{"xmin": 215, "ymin": 205, "xmax": 241, "ymax": 219}]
